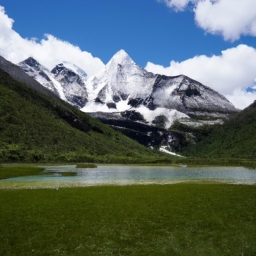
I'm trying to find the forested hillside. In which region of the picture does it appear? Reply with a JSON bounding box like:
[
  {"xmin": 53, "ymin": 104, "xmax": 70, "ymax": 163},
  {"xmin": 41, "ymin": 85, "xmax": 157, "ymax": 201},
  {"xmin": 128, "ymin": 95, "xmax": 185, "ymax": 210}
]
[{"xmin": 181, "ymin": 101, "xmax": 256, "ymax": 160}]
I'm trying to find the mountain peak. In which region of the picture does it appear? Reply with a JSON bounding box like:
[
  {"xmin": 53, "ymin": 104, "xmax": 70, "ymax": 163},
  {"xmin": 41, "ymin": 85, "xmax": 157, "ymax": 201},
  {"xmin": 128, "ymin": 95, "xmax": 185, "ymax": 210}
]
[
  {"xmin": 114, "ymin": 49, "xmax": 129, "ymax": 57},
  {"xmin": 108, "ymin": 49, "xmax": 135, "ymax": 66},
  {"xmin": 61, "ymin": 61, "xmax": 88, "ymax": 79},
  {"xmin": 21, "ymin": 57, "xmax": 41, "ymax": 68}
]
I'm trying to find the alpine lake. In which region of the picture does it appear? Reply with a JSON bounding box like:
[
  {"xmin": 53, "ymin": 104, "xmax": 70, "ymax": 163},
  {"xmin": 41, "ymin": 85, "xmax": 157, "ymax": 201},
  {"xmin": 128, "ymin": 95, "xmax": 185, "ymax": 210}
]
[{"xmin": 1, "ymin": 164, "xmax": 256, "ymax": 189}]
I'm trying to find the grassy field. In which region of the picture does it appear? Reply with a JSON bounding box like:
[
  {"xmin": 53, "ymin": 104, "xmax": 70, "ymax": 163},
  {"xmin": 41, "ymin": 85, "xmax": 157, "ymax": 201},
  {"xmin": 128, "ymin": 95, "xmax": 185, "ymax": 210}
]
[
  {"xmin": 0, "ymin": 165, "xmax": 44, "ymax": 179},
  {"xmin": 0, "ymin": 184, "xmax": 255, "ymax": 255}
]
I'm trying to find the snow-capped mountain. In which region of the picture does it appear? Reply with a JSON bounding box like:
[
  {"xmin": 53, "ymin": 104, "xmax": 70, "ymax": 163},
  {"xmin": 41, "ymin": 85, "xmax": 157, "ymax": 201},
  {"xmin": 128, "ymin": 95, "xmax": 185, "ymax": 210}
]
[
  {"xmin": 18, "ymin": 50, "xmax": 238, "ymax": 129},
  {"xmin": 84, "ymin": 49, "xmax": 157, "ymax": 110},
  {"xmin": 18, "ymin": 57, "xmax": 62, "ymax": 98},
  {"xmin": 18, "ymin": 57, "xmax": 88, "ymax": 108},
  {"xmin": 82, "ymin": 49, "xmax": 237, "ymax": 128},
  {"xmin": 148, "ymin": 74, "xmax": 237, "ymax": 117},
  {"xmin": 51, "ymin": 63, "xmax": 88, "ymax": 108},
  {"xmin": 16, "ymin": 50, "xmax": 239, "ymax": 150}
]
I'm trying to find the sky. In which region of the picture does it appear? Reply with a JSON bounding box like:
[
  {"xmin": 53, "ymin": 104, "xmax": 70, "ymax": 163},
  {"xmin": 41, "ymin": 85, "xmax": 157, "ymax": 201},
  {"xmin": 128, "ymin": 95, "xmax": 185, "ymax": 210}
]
[{"xmin": 0, "ymin": 0, "xmax": 256, "ymax": 109}]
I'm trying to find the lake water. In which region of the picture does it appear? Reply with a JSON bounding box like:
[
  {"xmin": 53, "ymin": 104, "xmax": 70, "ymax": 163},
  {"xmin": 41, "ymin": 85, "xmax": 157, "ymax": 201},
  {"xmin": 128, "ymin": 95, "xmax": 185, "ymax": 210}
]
[{"xmin": 1, "ymin": 165, "xmax": 256, "ymax": 189}]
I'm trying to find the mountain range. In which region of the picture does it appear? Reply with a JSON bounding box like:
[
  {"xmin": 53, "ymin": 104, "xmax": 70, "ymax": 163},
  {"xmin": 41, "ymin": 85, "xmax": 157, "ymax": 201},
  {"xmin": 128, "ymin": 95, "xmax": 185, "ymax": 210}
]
[
  {"xmin": 17, "ymin": 50, "xmax": 239, "ymax": 150},
  {"xmin": 1, "ymin": 51, "xmax": 255, "ymax": 162},
  {"xmin": 18, "ymin": 50, "xmax": 238, "ymax": 124},
  {"xmin": 0, "ymin": 55, "xmax": 168, "ymax": 163}
]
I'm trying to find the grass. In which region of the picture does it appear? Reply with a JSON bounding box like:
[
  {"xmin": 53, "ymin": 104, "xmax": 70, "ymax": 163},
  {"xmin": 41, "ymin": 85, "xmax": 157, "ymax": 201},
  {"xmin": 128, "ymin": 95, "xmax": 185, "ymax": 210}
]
[
  {"xmin": 76, "ymin": 163, "xmax": 97, "ymax": 168},
  {"xmin": 0, "ymin": 165, "xmax": 44, "ymax": 179},
  {"xmin": 0, "ymin": 184, "xmax": 255, "ymax": 255},
  {"xmin": 59, "ymin": 171, "xmax": 77, "ymax": 176}
]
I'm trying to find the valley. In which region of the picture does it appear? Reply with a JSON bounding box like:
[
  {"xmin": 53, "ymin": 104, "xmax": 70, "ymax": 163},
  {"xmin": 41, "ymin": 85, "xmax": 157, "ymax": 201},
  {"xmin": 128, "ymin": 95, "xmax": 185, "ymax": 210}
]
[{"xmin": 0, "ymin": 50, "xmax": 255, "ymax": 163}]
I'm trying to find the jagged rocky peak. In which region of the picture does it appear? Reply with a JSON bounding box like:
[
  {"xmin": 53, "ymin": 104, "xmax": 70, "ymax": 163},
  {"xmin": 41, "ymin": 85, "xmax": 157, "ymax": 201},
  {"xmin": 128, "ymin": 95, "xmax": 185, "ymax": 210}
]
[
  {"xmin": 84, "ymin": 49, "xmax": 157, "ymax": 110},
  {"xmin": 18, "ymin": 57, "xmax": 88, "ymax": 108},
  {"xmin": 21, "ymin": 57, "xmax": 42, "ymax": 70},
  {"xmin": 52, "ymin": 63, "xmax": 78, "ymax": 81},
  {"xmin": 19, "ymin": 57, "xmax": 49, "ymax": 74},
  {"xmin": 51, "ymin": 62, "xmax": 87, "ymax": 88},
  {"xmin": 18, "ymin": 57, "xmax": 60, "ymax": 96},
  {"xmin": 0, "ymin": 55, "xmax": 61, "ymax": 103},
  {"xmin": 51, "ymin": 62, "xmax": 88, "ymax": 108},
  {"xmin": 57, "ymin": 61, "xmax": 88, "ymax": 80}
]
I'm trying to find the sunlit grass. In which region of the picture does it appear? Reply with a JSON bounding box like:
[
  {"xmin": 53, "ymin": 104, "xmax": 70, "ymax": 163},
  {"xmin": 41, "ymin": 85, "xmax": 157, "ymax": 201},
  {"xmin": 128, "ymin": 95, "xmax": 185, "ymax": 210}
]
[{"xmin": 0, "ymin": 184, "xmax": 255, "ymax": 255}]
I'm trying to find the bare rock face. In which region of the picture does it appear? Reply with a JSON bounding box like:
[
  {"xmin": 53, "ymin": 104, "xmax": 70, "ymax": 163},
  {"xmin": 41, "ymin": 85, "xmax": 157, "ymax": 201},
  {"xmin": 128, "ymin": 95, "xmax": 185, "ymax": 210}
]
[{"xmin": 18, "ymin": 58, "xmax": 88, "ymax": 108}]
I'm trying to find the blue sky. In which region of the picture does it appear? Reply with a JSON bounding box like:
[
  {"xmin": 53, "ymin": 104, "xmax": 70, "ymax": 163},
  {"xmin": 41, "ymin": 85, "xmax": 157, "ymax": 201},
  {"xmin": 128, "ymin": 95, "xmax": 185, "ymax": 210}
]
[
  {"xmin": 0, "ymin": 0, "xmax": 256, "ymax": 109},
  {"xmin": 1, "ymin": 0, "xmax": 255, "ymax": 66}
]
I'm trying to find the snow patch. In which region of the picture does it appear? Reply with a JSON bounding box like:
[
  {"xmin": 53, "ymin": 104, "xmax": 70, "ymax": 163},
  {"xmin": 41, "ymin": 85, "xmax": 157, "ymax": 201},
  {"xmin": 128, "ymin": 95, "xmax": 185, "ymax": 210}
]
[
  {"xmin": 136, "ymin": 106, "xmax": 189, "ymax": 128},
  {"xmin": 159, "ymin": 146, "xmax": 183, "ymax": 157}
]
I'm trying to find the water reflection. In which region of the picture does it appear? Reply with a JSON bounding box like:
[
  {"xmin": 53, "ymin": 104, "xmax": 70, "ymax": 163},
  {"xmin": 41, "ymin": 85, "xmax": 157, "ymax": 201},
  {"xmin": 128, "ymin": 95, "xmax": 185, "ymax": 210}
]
[{"xmin": 1, "ymin": 165, "xmax": 256, "ymax": 189}]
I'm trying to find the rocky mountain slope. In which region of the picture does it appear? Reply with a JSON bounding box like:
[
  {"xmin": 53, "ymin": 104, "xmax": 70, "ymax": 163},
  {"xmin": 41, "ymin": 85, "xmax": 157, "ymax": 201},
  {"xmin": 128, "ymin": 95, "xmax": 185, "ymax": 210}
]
[
  {"xmin": 18, "ymin": 57, "xmax": 88, "ymax": 108},
  {"xmin": 0, "ymin": 60, "xmax": 168, "ymax": 163},
  {"xmin": 0, "ymin": 56, "xmax": 61, "ymax": 103}
]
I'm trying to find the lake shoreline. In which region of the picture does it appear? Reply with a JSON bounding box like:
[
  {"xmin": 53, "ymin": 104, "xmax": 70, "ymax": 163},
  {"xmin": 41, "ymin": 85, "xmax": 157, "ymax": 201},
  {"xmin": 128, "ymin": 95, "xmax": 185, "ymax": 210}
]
[{"xmin": 1, "ymin": 165, "xmax": 256, "ymax": 189}]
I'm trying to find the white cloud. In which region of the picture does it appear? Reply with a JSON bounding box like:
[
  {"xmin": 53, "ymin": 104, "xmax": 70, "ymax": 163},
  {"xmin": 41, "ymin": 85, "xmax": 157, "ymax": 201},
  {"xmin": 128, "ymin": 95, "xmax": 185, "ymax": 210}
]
[
  {"xmin": 159, "ymin": 0, "xmax": 256, "ymax": 41},
  {"xmin": 0, "ymin": 6, "xmax": 104, "ymax": 77},
  {"xmin": 158, "ymin": 0, "xmax": 195, "ymax": 11},
  {"xmin": 145, "ymin": 44, "xmax": 256, "ymax": 109},
  {"xmin": 195, "ymin": 0, "xmax": 256, "ymax": 41},
  {"xmin": 225, "ymin": 89, "xmax": 256, "ymax": 110}
]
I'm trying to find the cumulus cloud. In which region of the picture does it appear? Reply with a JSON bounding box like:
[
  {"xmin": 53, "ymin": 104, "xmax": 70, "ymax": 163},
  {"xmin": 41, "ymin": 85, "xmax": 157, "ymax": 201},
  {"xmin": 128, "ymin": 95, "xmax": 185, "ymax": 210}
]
[
  {"xmin": 0, "ymin": 6, "xmax": 104, "ymax": 77},
  {"xmin": 225, "ymin": 89, "xmax": 256, "ymax": 110},
  {"xmin": 159, "ymin": 0, "xmax": 256, "ymax": 41},
  {"xmin": 145, "ymin": 44, "xmax": 256, "ymax": 109},
  {"xmin": 195, "ymin": 0, "xmax": 256, "ymax": 41}
]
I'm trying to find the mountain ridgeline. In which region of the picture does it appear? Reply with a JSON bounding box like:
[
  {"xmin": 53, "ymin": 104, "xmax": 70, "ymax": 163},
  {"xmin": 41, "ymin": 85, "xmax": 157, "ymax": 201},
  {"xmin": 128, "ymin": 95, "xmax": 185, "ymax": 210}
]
[
  {"xmin": 2, "ymin": 51, "xmax": 254, "ymax": 163},
  {"xmin": 0, "ymin": 57, "xmax": 170, "ymax": 163},
  {"xmin": 18, "ymin": 50, "xmax": 238, "ymax": 120},
  {"xmin": 180, "ymin": 100, "xmax": 256, "ymax": 159},
  {"xmin": 18, "ymin": 57, "xmax": 88, "ymax": 108},
  {"xmin": 17, "ymin": 50, "xmax": 239, "ymax": 151}
]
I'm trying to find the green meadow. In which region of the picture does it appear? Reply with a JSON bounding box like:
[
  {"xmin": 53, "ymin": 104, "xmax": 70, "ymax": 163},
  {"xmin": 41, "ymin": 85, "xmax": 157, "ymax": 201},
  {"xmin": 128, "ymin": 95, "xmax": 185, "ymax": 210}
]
[
  {"xmin": 0, "ymin": 184, "xmax": 255, "ymax": 256},
  {"xmin": 0, "ymin": 165, "xmax": 44, "ymax": 179}
]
